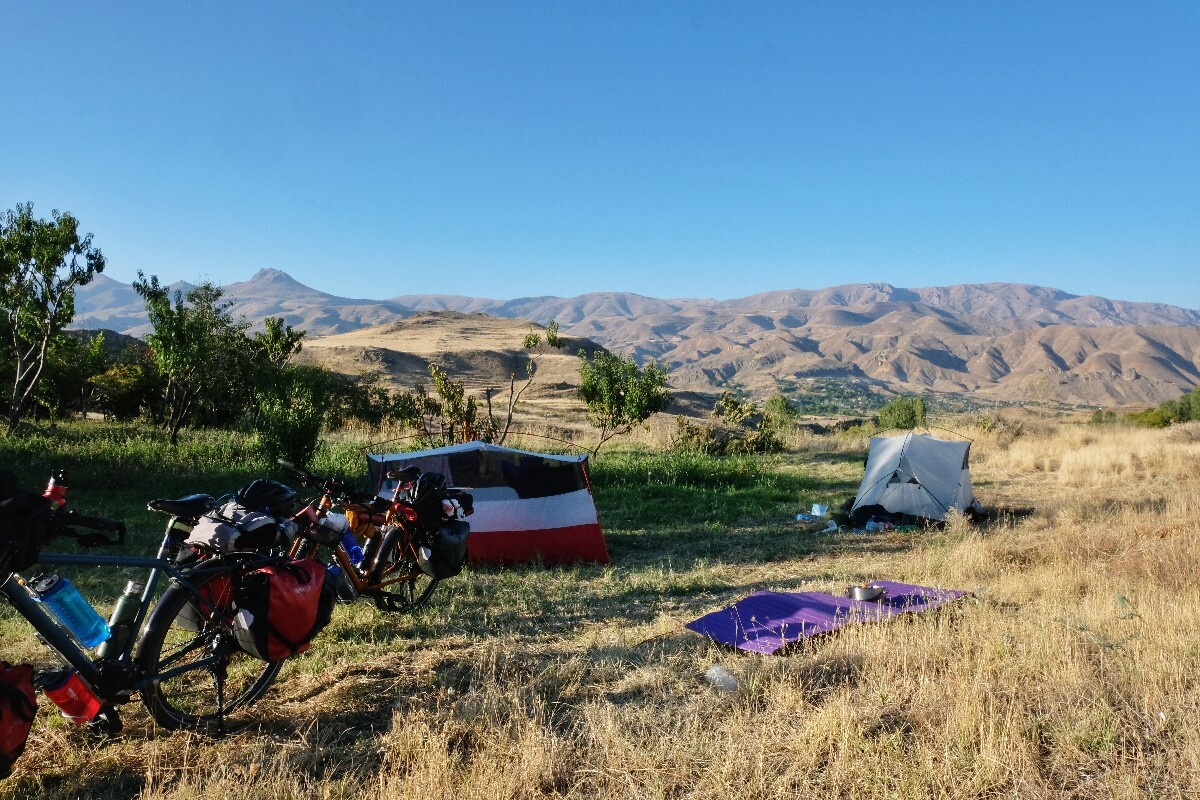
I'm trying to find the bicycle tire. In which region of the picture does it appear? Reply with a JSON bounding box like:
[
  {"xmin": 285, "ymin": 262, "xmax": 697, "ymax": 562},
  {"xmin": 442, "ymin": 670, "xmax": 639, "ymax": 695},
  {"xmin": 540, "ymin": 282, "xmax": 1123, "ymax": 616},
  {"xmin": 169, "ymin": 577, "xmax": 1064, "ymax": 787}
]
[
  {"xmin": 135, "ymin": 569, "xmax": 282, "ymax": 733},
  {"xmin": 367, "ymin": 526, "xmax": 439, "ymax": 613}
]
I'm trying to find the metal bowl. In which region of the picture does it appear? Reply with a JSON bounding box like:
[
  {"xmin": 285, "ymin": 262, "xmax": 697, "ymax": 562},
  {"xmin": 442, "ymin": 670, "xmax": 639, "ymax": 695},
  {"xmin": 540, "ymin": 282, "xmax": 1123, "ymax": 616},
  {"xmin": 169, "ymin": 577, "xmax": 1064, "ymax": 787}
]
[{"xmin": 847, "ymin": 585, "xmax": 886, "ymax": 602}]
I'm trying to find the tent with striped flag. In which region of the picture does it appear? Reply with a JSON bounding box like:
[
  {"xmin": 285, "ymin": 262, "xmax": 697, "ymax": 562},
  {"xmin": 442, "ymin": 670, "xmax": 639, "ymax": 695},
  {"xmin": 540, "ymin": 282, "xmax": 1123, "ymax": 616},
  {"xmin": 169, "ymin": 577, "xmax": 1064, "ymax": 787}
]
[{"xmin": 367, "ymin": 441, "xmax": 609, "ymax": 565}]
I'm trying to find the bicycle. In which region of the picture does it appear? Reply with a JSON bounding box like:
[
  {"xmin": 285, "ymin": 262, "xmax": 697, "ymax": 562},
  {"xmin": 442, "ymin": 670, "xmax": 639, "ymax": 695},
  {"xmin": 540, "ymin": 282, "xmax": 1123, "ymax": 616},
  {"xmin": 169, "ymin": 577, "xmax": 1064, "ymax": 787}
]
[
  {"xmin": 277, "ymin": 459, "xmax": 472, "ymax": 614},
  {"xmin": 0, "ymin": 474, "xmax": 292, "ymax": 735}
]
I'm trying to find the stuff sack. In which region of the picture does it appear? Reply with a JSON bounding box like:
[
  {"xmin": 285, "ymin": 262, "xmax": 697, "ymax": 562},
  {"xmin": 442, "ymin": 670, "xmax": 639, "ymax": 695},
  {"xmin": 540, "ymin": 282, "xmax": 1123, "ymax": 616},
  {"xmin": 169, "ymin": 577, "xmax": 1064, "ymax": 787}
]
[
  {"xmin": 232, "ymin": 559, "xmax": 334, "ymax": 662},
  {"xmin": 0, "ymin": 662, "xmax": 36, "ymax": 780},
  {"xmin": 417, "ymin": 520, "xmax": 470, "ymax": 579},
  {"xmin": 0, "ymin": 471, "xmax": 53, "ymax": 576},
  {"xmin": 185, "ymin": 502, "xmax": 292, "ymax": 553}
]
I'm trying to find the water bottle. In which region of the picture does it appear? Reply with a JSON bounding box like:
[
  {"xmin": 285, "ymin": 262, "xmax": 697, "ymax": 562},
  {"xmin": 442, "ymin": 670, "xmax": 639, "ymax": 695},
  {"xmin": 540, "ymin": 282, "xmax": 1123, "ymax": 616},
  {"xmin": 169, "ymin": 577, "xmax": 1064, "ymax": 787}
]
[
  {"xmin": 40, "ymin": 669, "xmax": 103, "ymax": 723},
  {"xmin": 325, "ymin": 563, "xmax": 358, "ymax": 604},
  {"xmin": 32, "ymin": 575, "xmax": 111, "ymax": 649},
  {"xmin": 340, "ymin": 531, "xmax": 365, "ymax": 566},
  {"xmin": 705, "ymin": 665, "xmax": 738, "ymax": 693},
  {"xmin": 96, "ymin": 580, "xmax": 145, "ymax": 659}
]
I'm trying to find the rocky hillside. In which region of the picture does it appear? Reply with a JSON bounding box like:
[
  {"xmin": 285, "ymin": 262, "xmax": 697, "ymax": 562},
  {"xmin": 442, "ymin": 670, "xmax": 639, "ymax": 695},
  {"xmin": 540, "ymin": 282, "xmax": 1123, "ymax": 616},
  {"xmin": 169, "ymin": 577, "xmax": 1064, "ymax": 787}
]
[{"xmin": 72, "ymin": 269, "xmax": 1200, "ymax": 408}]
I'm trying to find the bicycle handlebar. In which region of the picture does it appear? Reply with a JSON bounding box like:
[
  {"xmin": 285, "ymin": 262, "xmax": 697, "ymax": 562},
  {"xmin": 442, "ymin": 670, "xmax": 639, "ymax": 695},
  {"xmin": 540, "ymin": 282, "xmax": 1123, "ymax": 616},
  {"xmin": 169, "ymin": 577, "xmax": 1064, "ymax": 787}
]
[
  {"xmin": 276, "ymin": 458, "xmax": 377, "ymax": 506},
  {"xmin": 54, "ymin": 508, "xmax": 127, "ymax": 547}
]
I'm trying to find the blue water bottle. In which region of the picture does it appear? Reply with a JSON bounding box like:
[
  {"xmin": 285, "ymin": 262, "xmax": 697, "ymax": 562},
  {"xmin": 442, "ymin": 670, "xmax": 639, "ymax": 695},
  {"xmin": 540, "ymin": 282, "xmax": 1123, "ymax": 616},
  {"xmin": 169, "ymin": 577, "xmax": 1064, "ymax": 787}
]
[
  {"xmin": 340, "ymin": 531, "xmax": 365, "ymax": 566},
  {"xmin": 325, "ymin": 563, "xmax": 358, "ymax": 603},
  {"xmin": 32, "ymin": 574, "xmax": 111, "ymax": 649}
]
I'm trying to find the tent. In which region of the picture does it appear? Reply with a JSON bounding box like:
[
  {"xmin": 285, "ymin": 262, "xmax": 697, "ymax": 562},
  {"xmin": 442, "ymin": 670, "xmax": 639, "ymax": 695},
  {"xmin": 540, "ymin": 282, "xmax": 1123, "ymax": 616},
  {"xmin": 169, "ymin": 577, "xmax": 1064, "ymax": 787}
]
[
  {"xmin": 850, "ymin": 432, "xmax": 981, "ymax": 526},
  {"xmin": 366, "ymin": 442, "xmax": 610, "ymax": 565}
]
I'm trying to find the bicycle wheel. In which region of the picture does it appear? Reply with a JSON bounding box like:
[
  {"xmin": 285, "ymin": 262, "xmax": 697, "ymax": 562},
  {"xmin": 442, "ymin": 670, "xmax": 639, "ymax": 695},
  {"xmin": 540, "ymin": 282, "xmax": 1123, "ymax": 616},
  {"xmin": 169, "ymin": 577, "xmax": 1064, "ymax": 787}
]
[
  {"xmin": 367, "ymin": 526, "xmax": 439, "ymax": 613},
  {"xmin": 135, "ymin": 569, "xmax": 282, "ymax": 733}
]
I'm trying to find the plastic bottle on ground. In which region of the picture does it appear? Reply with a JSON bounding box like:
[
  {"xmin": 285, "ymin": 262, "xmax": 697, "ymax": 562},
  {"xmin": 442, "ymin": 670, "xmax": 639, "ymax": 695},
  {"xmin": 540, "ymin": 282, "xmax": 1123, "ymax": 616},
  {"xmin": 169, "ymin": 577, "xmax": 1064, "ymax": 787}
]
[{"xmin": 705, "ymin": 665, "xmax": 738, "ymax": 693}]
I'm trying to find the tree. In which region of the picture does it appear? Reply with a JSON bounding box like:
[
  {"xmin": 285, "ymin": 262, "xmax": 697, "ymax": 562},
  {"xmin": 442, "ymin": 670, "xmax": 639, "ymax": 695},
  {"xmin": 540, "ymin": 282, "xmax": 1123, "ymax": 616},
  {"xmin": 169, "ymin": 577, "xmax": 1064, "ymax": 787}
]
[
  {"xmin": 486, "ymin": 320, "xmax": 563, "ymax": 445},
  {"xmin": 672, "ymin": 390, "xmax": 786, "ymax": 455},
  {"xmin": 134, "ymin": 273, "xmax": 251, "ymax": 445},
  {"xmin": 0, "ymin": 203, "xmax": 105, "ymax": 434},
  {"xmin": 253, "ymin": 364, "xmax": 335, "ymax": 465},
  {"xmin": 577, "ymin": 350, "xmax": 671, "ymax": 456},
  {"xmin": 762, "ymin": 393, "xmax": 798, "ymax": 432},
  {"xmin": 410, "ymin": 364, "xmax": 492, "ymax": 446},
  {"xmin": 712, "ymin": 391, "xmax": 760, "ymax": 427},
  {"xmin": 878, "ymin": 395, "xmax": 927, "ymax": 430},
  {"xmin": 253, "ymin": 317, "xmax": 304, "ymax": 368},
  {"xmin": 35, "ymin": 332, "xmax": 113, "ymax": 420}
]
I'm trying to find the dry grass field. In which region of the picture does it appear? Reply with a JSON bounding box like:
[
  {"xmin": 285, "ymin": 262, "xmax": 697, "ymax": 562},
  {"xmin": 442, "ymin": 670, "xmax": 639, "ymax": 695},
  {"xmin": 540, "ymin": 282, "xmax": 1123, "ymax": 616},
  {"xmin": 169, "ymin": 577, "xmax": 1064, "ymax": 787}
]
[{"xmin": 4, "ymin": 415, "xmax": 1200, "ymax": 799}]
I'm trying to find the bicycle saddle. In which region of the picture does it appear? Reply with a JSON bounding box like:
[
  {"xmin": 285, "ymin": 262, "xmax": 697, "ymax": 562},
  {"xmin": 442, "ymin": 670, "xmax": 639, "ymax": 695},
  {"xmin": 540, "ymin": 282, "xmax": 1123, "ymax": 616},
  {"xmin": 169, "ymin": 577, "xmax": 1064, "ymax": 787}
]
[{"xmin": 147, "ymin": 494, "xmax": 218, "ymax": 518}]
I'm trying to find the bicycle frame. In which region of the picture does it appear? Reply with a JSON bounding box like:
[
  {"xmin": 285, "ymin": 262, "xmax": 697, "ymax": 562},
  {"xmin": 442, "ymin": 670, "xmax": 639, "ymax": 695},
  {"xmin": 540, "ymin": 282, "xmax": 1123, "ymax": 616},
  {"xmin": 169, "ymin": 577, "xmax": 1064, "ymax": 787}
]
[
  {"xmin": 1, "ymin": 519, "xmax": 274, "ymax": 708},
  {"xmin": 289, "ymin": 489, "xmax": 438, "ymax": 611}
]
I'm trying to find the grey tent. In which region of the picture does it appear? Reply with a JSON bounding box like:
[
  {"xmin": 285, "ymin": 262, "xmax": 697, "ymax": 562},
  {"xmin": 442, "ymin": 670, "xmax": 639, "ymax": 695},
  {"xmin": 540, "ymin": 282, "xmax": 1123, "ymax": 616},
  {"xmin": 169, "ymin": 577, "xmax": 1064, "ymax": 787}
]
[{"xmin": 850, "ymin": 432, "xmax": 981, "ymax": 524}]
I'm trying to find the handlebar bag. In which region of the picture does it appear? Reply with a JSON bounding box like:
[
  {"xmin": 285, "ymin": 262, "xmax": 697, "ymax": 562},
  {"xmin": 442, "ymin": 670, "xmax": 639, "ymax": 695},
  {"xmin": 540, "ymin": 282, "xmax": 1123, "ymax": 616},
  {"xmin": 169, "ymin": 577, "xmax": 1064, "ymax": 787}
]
[
  {"xmin": 232, "ymin": 559, "xmax": 334, "ymax": 662},
  {"xmin": 0, "ymin": 661, "xmax": 36, "ymax": 780},
  {"xmin": 0, "ymin": 471, "xmax": 53, "ymax": 575}
]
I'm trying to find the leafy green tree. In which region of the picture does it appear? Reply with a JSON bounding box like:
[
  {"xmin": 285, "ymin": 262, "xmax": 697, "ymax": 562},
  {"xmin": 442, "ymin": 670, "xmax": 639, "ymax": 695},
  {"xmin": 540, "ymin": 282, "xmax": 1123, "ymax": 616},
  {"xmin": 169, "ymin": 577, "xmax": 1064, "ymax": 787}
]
[
  {"xmin": 91, "ymin": 355, "xmax": 161, "ymax": 422},
  {"xmin": 253, "ymin": 364, "xmax": 335, "ymax": 464},
  {"xmin": 413, "ymin": 364, "xmax": 492, "ymax": 446},
  {"xmin": 35, "ymin": 332, "xmax": 113, "ymax": 419},
  {"xmin": 763, "ymin": 393, "xmax": 799, "ymax": 432},
  {"xmin": 578, "ymin": 350, "xmax": 670, "ymax": 456},
  {"xmin": 0, "ymin": 203, "xmax": 106, "ymax": 434},
  {"xmin": 135, "ymin": 273, "xmax": 252, "ymax": 445},
  {"xmin": 1129, "ymin": 386, "xmax": 1200, "ymax": 428},
  {"xmin": 253, "ymin": 317, "xmax": 305, "ymax": 368},
  {"xmin": 674, "ymin": 390, "xmax": 786, "ymax": 455},
  {"xmin": 878, "ymin": 395, "xmax": 927, "ymax": 430}
]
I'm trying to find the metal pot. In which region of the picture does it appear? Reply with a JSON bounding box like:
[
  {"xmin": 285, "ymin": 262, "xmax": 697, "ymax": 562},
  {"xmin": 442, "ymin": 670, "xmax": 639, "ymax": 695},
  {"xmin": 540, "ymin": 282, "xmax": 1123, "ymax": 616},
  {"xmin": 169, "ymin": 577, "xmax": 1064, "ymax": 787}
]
[{"xmin": 847, "ymin": 584, "xmax": 886, "ymax": 602}]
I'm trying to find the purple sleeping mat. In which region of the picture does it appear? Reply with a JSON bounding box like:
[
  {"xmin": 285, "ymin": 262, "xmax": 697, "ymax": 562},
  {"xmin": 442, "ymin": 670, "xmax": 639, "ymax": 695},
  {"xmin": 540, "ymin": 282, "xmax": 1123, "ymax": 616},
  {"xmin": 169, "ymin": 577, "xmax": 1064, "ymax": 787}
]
[{"xmin": 685, "ymin": 580, "xmax": 967, "ymax": 654}]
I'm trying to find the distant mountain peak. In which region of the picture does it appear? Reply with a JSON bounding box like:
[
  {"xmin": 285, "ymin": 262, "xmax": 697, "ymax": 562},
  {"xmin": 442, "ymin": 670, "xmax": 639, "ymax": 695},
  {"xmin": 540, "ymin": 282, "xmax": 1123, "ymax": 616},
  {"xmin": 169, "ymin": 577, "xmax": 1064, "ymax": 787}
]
[{"xmin": 242, "ymin": 268, "xmax": 303, "ymax": 286}]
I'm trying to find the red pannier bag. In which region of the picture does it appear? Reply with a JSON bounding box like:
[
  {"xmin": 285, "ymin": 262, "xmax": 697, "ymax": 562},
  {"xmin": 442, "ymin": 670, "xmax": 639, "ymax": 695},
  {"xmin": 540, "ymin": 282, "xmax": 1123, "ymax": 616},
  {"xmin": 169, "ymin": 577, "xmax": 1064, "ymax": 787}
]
[
  {"xmin": 176, "ymin": 572, "xmax": 235, "ymax": 632},
  {"xmin": 1, "ymin": 662, "xmax": 37, "ymax": 780},
  {"xmin": 232, "ymin": 559, "xmax": 334, "ymax": 662}
]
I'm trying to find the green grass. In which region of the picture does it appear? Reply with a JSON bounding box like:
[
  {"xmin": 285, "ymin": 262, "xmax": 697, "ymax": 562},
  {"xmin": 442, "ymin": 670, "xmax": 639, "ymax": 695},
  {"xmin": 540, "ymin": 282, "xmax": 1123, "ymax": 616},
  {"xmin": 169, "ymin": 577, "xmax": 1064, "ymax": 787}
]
[
  {"xmin": 9, "ymin": 419, "xmax": 1200, "ymax": 798},
  {"xmin": 0, "ymin": 422, "xmax": 860, "ymax": 645}
]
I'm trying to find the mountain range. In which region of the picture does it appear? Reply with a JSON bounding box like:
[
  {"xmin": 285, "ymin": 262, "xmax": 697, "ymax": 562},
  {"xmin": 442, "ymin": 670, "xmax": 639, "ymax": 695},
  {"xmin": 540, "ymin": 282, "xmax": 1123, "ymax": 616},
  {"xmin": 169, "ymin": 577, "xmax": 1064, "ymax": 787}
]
[{"xmin": 71, "ymin": 269, "xmax": 1200, "ymax": 409}]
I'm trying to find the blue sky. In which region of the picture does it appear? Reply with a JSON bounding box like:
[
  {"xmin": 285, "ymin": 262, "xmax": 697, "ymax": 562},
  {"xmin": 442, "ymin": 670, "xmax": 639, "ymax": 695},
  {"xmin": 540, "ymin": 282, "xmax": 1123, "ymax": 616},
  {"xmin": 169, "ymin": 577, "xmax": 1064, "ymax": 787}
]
[{"xmin": 3, "ymin": 3, "xmax": 1197, "ymax": 306}]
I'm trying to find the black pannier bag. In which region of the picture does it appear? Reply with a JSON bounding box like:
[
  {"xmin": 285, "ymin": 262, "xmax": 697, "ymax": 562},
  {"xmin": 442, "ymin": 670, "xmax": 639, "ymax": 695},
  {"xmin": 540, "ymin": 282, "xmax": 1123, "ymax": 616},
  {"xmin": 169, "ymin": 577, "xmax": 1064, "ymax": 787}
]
[
  {"xmin": 0, "ymin": 470, "xmax": 53, "ymax": 576},
  {"xmin": 417, "ymin": 520, "xmax": 470, "ymax": 579},
  {"xmin": 0, "ymin": 661, "xmax": 37, "ymax": 780},
  {"xmin": 232, "ymin": 559, "xmax": 334, "ymax": 662}
]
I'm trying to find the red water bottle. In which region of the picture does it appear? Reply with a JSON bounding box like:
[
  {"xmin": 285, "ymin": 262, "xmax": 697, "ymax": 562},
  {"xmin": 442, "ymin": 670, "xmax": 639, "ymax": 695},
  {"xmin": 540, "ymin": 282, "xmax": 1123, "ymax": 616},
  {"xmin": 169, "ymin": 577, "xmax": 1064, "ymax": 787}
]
[
  {"xmin": 40, "ymin": 670, "xmax": 102, "ymax": 723},
  {"xmin": 42, "ymin": 469, "xmax": 68, "ymax": 508}
]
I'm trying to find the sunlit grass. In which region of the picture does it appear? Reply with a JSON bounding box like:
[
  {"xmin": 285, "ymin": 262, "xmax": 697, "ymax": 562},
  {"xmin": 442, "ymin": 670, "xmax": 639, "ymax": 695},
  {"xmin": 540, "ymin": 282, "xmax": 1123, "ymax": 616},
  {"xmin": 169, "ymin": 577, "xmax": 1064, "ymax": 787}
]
[{"xmin": 5, "ymin": 416, "xmax": 1200, "ymax": 798}]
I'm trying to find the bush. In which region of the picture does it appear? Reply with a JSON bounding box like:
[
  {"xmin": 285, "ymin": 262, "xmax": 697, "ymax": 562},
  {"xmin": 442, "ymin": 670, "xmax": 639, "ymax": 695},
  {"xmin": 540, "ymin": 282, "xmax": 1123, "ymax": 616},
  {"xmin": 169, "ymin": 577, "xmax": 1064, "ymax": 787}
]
[{"xmin": 878, "ymin": 395, "xmax": 927, "ymax": 430}]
